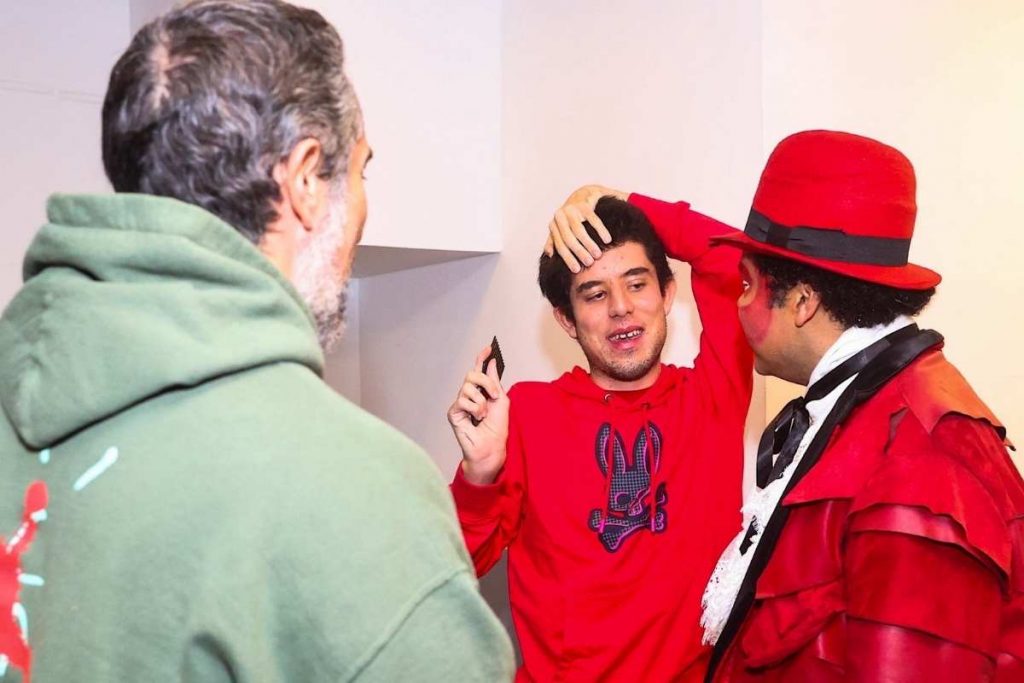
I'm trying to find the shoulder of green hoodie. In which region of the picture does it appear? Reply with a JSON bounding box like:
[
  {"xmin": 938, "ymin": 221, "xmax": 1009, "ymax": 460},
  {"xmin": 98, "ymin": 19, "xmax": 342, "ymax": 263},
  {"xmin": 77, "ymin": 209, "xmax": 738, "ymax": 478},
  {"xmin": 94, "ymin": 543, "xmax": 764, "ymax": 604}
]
[{"xmin": 161, "ymin": 364, "xmax": 517, "ymax": 683}]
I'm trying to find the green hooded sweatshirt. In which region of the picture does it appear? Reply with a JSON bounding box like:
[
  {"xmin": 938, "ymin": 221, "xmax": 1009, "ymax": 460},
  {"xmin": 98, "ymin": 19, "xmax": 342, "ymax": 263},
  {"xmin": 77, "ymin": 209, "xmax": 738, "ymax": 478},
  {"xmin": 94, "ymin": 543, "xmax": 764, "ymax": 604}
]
[{"xmin": 0, "ymin": 194, "xmax": 513, "ymax": 682}]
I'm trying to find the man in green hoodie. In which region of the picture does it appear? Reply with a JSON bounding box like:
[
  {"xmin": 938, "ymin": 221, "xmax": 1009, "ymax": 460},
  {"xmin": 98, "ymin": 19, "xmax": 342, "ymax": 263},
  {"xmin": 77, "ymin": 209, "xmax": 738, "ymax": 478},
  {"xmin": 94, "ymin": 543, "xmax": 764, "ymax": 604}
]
[{"xmin": 0, "ymin": 1, "xmax": 513, "ymax": 681}]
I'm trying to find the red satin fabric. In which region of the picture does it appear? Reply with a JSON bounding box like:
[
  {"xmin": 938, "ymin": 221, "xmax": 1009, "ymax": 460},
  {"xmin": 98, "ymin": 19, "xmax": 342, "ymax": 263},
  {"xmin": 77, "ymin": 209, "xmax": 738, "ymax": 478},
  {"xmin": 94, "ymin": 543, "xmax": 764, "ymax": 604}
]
[
  {"xmin": 712, "ymin": 350, "xmax": 1024, "ymax": 681},
  {"xmin": 846, "ymin": 620, "xmax": 996, "ymax": 682}
]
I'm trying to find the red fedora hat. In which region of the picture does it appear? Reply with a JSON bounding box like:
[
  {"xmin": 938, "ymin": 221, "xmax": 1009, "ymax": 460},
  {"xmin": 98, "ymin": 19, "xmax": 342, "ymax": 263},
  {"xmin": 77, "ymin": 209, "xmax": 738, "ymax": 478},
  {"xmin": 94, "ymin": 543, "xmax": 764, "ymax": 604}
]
[{"xmin": 712, "ymin": 130, "xmax": 941, "ymax": 289}]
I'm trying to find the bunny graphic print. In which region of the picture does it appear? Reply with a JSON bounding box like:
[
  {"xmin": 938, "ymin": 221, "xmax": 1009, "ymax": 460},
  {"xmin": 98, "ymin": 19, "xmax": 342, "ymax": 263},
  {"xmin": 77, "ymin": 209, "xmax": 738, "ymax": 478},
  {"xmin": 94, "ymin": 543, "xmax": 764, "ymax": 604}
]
[{"xmin": 589, "ymin": 422, "xmax": 667, "ymax": 552}]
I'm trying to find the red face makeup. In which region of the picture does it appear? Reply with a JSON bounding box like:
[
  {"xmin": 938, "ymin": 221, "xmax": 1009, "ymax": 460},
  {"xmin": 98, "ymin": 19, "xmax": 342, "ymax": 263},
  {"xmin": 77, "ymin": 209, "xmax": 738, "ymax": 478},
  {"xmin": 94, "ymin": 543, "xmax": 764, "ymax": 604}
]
[
  {"xmin": 736, "ymin": 255, "xmax": 786, "ymax": 376},
  {"xmin": 737, "ymin": 257, "xmax": 773, "ymax": 346}
]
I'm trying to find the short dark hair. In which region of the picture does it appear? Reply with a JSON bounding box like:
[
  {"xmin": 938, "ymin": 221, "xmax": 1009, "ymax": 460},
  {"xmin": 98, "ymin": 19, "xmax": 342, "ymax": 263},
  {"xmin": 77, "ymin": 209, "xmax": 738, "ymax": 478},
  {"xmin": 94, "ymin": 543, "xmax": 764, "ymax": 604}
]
[
  {"xmin": 102, "ymin": 0, "xmax": 361, "ymax": 243},
  {"xmin": 538, "ymin": 197, "xmax": 674, "ymax": 320},
  {"xmin": 751, "ymin": 253, "xmax": 936, "ymax": 329}
]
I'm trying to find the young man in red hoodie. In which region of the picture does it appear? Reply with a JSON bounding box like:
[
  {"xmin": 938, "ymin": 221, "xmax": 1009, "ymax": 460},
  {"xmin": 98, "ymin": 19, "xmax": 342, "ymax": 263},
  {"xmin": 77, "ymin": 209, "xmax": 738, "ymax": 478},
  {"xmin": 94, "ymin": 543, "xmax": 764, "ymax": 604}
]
[{"xmin": 446, "ymin": 193, "xmax": 753, "ymax": 681}]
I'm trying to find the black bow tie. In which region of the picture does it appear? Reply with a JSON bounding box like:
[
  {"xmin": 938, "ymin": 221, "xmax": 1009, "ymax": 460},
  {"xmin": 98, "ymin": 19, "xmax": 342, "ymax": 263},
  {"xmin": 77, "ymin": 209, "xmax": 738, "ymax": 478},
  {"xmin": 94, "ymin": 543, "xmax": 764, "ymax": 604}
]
[{"xmin": 738, "ymin": 324, "xmax": 922, "ymax": 554}]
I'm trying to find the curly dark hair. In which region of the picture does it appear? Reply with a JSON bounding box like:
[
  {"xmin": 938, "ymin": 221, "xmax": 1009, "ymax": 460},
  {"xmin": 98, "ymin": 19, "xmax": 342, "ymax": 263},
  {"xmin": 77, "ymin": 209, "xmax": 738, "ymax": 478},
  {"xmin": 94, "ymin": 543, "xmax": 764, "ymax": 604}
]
[
  {"xmin": 751, "ymin": 253, "xmax": 936, "ymax": 328},
  {"xmin": 102, "ymin": 0, "xmax": 361, "ymax": 243},
  {"xmin": 538, "ymin": 196, "xmax": 673, "ymax": 321}
]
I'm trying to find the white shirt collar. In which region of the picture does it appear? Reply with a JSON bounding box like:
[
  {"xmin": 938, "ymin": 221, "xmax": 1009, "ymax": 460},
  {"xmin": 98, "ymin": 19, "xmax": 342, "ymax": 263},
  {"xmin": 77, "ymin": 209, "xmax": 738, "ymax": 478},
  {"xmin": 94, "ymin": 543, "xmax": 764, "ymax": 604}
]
[{"xmin": 807, "ymin": 315, "xmax": 916, "ymax": 390}]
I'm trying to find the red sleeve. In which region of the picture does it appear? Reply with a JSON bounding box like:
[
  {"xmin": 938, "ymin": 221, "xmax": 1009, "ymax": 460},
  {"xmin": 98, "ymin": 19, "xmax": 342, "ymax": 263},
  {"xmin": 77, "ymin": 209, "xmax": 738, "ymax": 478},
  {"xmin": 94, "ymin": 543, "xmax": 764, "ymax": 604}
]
[
  {"xmin": 844, "ymin": 528, "xmax": 1002, "ymax": 681},
  {"xmin": 627, "ymin": 193, "xmax": 753, "ymax": 415},
  {"xmin": 449, "ymin": 398, "xmax": 526, "ymax": 578},
  {"xmin": 845, "ymin": 619, "xmax": 999, "ymax": 682},
  {"xmin": 842, "ymin": 414, "xmax": 1024, "ymax": 681}
]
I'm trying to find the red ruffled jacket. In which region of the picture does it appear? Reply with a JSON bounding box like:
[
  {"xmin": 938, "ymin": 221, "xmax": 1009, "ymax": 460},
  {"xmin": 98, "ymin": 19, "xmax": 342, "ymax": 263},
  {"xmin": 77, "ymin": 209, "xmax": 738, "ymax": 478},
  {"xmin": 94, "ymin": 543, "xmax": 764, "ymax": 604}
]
[{"xmin": 713, "ymin": 348, "xmax": 1024, "ymax": 682}]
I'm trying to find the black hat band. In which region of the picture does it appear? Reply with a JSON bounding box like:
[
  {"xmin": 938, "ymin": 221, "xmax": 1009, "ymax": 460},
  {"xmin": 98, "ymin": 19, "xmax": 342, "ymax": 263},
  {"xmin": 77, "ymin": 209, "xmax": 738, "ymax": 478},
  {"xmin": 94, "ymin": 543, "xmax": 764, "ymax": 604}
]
[{"xmin": 744, "ymin": 209, "xmax": 911, "ymax": 266}]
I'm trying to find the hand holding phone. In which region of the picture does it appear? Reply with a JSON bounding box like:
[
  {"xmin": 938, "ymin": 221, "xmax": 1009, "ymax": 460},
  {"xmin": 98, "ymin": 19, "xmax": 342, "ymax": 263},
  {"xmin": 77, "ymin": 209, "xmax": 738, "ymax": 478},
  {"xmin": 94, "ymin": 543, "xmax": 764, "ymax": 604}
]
[{"xmin": 446, "ymin": 337, "xmax": 509, "ymax": 485}]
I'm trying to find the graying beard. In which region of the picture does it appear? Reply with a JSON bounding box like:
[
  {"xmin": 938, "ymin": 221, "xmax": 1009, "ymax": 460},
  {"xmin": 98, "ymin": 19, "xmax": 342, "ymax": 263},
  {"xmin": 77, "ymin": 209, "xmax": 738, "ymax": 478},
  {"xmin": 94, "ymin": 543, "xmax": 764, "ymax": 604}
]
[{"xmin": 294, "ymin": 184, "xmax": 349, "ymax": 351}]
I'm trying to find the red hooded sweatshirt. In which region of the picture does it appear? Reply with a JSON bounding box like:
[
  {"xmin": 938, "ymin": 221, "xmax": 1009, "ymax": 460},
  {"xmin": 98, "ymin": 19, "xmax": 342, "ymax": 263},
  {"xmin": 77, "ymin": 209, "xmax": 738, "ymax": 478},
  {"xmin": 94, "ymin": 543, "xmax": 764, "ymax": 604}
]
[{"xmin": 451, "ymin": 195, "xmax": 753, "ymax": 682}]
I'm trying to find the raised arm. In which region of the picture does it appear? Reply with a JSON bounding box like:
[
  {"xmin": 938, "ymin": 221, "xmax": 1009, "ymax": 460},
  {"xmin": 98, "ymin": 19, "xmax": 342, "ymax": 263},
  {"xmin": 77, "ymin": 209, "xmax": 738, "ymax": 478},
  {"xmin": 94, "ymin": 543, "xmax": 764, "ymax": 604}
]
[{"xmin": 627, "ymin": 193, "xmax": 752, "ymax": 409}]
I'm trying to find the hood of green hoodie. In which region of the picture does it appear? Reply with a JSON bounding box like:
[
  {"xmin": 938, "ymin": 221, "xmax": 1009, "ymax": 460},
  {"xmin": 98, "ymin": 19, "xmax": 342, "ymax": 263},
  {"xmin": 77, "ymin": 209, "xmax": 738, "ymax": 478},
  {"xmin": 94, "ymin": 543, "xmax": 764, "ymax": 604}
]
[{"xmin": 0, "ymin": 193, "xmax": 324, "ymax": 449}]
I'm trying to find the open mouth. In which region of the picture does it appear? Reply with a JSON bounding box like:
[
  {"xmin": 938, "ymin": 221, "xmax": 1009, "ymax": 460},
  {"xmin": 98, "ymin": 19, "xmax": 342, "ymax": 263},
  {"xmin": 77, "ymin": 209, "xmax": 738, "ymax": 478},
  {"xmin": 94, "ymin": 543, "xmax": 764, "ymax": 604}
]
[{"xmin": 608, "ymin": 326, "xmax": 644, "ymax": 349}]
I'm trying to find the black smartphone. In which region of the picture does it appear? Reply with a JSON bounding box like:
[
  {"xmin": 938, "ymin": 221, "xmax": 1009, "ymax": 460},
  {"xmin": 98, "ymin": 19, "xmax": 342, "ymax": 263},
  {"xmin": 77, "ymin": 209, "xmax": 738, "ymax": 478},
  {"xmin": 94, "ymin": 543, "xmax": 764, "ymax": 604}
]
[{"xmin": 471, "ymin": 336, "xmax": 505, "ymax": 425}]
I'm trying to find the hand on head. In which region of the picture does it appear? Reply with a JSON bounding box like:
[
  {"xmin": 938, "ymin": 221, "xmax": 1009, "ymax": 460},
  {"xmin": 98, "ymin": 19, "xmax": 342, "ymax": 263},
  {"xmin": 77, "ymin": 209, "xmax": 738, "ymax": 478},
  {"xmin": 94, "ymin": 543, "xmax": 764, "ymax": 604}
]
[{"xmin": 544, "ymin": 185, "xmax": 627, "ymax": 272}]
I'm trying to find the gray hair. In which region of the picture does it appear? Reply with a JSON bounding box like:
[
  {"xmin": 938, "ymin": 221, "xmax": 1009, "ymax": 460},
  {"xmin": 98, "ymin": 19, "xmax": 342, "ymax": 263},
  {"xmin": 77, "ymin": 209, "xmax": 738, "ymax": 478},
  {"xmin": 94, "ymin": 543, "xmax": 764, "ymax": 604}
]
[{"xmin": 101, "ymin": 0, "xmax": 362, "ymax": 243}]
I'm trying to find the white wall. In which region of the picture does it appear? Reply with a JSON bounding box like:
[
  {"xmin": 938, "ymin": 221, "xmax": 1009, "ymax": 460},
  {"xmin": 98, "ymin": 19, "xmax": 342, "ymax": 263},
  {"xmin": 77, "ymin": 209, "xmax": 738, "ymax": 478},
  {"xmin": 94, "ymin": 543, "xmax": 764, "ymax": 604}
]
[
  {"xmin": 301, "ymin": 0, "xmax": 505, "ymax": 405},
  {"xmin": 323, "ymin": 280, "xmax": 362, "ymax": 402},
  {"xmin": 300, "ymin": 0, "xmax": 502, "ymax": 254},
  {"xmin": 359, "ymin": 0, "xmax": 765, "ymax": 487},
  {"xmin": 0, "ymin": 1, "xmax": 128, "ymax": 305},
  {"xmin": 286, "ymin": 0, "xmax": 506, "ymax": 431},
  {"xmin": 128, "ymin": 0, "xmax": 173, "ymax": 31}
]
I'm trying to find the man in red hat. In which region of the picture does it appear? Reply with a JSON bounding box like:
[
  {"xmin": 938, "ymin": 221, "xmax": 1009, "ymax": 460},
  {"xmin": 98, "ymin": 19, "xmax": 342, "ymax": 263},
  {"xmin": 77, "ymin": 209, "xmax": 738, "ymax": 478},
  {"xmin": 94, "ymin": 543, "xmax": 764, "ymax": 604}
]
[{"xmin": 550, "ymin": 130, "xmax": 1024, "ymax": 681}]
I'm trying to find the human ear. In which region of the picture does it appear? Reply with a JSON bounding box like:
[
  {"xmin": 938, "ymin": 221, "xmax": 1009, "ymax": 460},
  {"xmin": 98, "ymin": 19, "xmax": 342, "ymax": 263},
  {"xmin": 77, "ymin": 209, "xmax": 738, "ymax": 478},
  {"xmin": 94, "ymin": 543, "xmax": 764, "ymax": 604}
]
[
  {"xmin": 792, "ymin": 282, "xmax": 822, "ymax": 327},
  {"xmin": 273, "ymin": 138, "xmax": 327, "ymax": 232},
  {"xmin": 661, "ymin": 278, "xmax": 677, "ymax": 316},
  {"xmin": 552, "ymin": 306, "xmax": 579, "ymax": 339}
]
